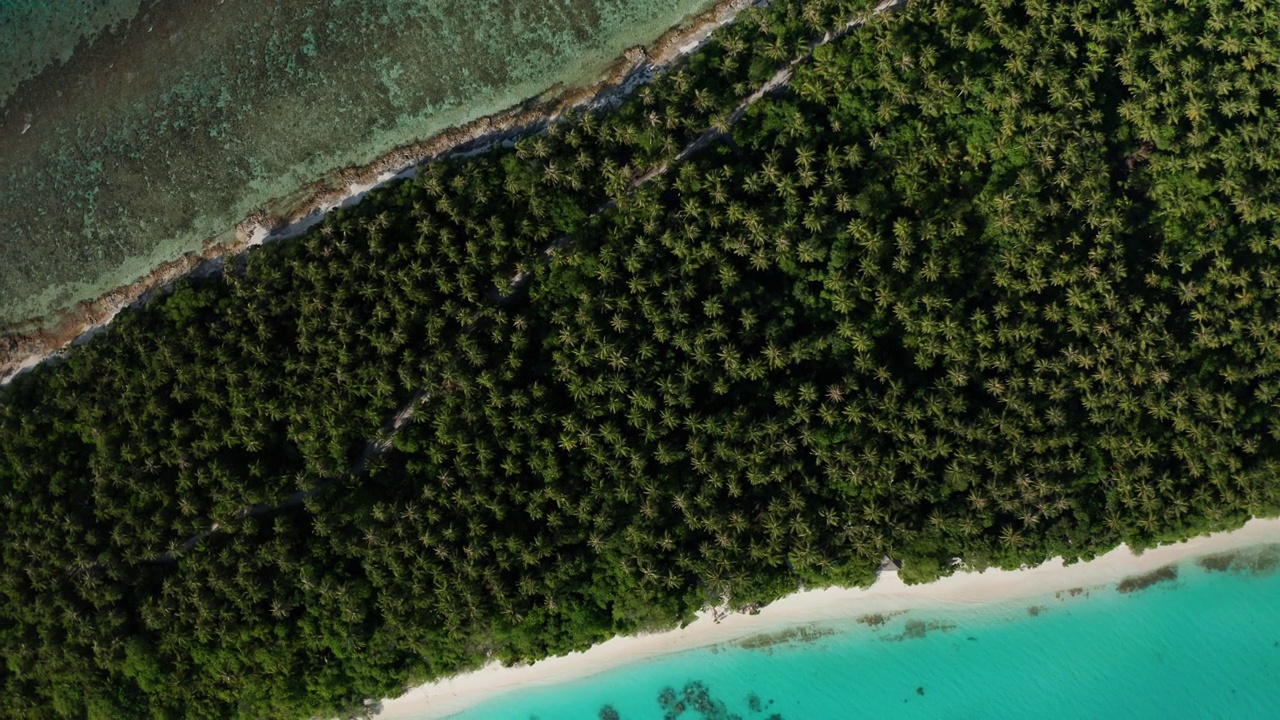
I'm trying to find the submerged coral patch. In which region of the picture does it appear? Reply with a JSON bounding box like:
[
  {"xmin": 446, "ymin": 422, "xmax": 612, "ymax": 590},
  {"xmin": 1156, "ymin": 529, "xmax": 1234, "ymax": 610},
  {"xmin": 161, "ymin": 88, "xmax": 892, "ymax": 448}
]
[
  {"xmin": 736, "ymin": 625, "xmax": 835, "ymax": 651},
  {"xmin": 1197, "ymin": 545, "xmax": 1280, "ymax": 576},
  {"xmin": 856, "ymin": 611, "xmax": 907, "ymax": 629},
  {"xmin": 1116, "ymin": 566, "xmax": 1179, "ymax": 594},
  {"xmin": 654, "ymin": 680, "xmax": 776, "ymax": 720},
  {"xmin": 883, "ymin": 619, "xmax": 957, "ymax": 642}
]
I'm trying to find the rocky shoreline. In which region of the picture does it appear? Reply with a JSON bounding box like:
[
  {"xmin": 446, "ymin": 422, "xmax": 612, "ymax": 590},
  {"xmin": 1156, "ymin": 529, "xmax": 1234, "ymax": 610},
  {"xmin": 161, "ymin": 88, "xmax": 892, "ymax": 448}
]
[{"xmin": 0, "ymin": 0, "xmax": 757, "ymax": 386}]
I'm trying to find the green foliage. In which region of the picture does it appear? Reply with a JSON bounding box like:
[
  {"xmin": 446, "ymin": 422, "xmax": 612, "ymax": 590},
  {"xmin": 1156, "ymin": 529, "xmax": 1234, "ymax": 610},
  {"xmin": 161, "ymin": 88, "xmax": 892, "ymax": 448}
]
[
  {"xmin": 2, "ymin": 0, "xmax": 1280, "ymax": 717},
  {"xmin": 158, "ymin": 282, "xmax": 217, "ymax": 327}
]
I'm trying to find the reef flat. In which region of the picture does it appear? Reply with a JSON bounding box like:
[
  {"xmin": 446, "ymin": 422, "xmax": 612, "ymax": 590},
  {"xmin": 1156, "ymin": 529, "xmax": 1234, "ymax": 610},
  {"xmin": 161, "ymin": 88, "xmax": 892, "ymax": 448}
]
[{"xmin": 0, "ymin": 0, "xmax": 714, "ymax": 337}]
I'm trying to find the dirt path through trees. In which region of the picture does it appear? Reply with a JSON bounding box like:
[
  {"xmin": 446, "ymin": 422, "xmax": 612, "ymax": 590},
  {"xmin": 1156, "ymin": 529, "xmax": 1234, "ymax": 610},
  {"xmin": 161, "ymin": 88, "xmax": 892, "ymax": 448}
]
[{"xmin": 139, "ymin": 0, "xmax": 910, "ymax": 568}]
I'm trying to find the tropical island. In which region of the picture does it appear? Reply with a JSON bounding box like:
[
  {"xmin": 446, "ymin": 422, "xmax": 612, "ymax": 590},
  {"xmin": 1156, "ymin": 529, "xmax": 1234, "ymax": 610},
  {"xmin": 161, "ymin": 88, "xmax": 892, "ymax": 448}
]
[{"xmin": 2, "ymin": 0, "xmax": 1279, "ymax": 717}]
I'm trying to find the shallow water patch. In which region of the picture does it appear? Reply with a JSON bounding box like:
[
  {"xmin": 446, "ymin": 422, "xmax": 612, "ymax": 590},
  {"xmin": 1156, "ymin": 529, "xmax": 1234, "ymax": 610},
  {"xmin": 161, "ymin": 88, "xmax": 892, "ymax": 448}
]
[
  {"xmin": 882, "ymin": 618, "xmax": 957, "ymax": 642},
  {"xmin": 736, "ymin": 624, "xmax": 835, "ymax": 651},
  {"xmin": 1197, "ymin": 544, "xmax": 1280, "ymax": 576},
  {"xmin": 1115, "ymin": 564, "xmax": 1178, "ymax": 594}
]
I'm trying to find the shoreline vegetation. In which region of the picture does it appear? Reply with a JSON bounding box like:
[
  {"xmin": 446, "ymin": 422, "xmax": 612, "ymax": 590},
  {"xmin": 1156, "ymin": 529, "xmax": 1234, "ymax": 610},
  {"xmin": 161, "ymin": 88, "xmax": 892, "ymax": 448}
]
[
  {"xmin": 3, "ymin": 0, "xmax": 1280, "ymax": 717},
  {"xmin": 0, "ymin": 0, "xmax": 752, "ymax": 386},
  {"xmin": 376, "ymin": 518, "xmax": 1280, "ymax": 719}
]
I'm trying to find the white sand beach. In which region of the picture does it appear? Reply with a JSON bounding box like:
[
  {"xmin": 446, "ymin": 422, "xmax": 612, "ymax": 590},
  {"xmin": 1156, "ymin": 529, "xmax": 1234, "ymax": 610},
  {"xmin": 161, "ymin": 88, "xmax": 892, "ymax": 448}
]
[{"xmin": 376, "ymin": 517, "xmax": 1280, "ymax": 719}]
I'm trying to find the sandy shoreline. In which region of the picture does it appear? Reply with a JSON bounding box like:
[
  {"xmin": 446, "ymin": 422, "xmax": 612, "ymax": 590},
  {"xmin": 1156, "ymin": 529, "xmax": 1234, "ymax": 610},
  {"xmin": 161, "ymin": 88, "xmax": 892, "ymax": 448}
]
[
  {"xmin": 0, "ymin": 0, "xmax": 759, "ymax": 387},
  {"xmin": 375, "ymin": 517, "xmax": 1280, "ymax": 719}
]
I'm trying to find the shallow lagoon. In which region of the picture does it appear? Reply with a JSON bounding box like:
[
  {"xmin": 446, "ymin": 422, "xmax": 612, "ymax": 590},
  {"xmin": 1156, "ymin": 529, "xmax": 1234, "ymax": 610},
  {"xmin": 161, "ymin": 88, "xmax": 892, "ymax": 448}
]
[
  {"xmin": 0, "ymin": 0, "xmax": 713, "ymax": 327},
  {"xmin": 458, "ymin": 546, "xmax": 1280, "ymax": 719}
]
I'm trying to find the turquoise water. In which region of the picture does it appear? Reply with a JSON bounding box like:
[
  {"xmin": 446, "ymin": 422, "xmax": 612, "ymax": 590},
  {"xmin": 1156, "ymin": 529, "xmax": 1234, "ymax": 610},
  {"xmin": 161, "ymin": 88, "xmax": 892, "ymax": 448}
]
[{"xmin": 455, "ymin": 546, "xmax": 1280, "ymax": 719}]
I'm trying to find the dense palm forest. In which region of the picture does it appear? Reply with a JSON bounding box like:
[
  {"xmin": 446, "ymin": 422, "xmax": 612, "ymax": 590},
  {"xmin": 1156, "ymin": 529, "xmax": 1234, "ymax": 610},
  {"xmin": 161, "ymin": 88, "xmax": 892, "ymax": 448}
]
[{"xmin": 3, "ymin": 0, "xmax": 1279, "ymax": 716}]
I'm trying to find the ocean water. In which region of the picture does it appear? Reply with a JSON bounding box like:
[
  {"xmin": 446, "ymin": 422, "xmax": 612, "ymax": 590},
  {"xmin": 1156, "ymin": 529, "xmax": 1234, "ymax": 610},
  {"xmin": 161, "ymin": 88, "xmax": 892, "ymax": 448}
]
[
  {"xmin": 457, "ymin": 545, "xmax": 1280, "ymax": 719},
  {"xmin": 0, "ymin": 0, "xmax": 714, "ymax": 328},
  {"xmin": 0, "ymin": 0, "xmax": 142, "ymax": 104}
]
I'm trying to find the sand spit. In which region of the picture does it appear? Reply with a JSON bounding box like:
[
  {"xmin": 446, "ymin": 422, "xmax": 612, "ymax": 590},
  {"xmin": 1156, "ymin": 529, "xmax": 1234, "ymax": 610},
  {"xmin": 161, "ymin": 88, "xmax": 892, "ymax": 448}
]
[
  {"xmin": 0, "ymin": 0, "xmax": 760, "ymax": 387},
  {"xmin": 374, "ymin": 517, "xmax": 1280, "ymax": 719}
]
